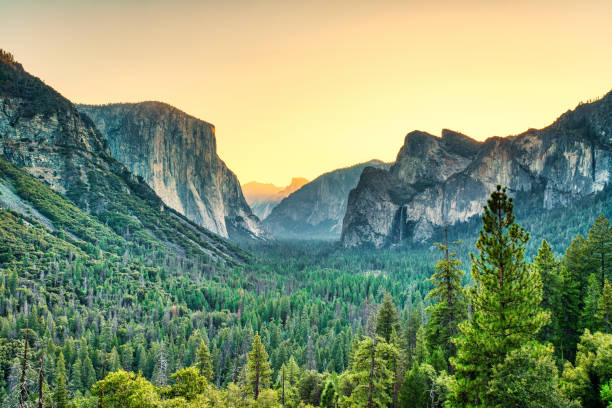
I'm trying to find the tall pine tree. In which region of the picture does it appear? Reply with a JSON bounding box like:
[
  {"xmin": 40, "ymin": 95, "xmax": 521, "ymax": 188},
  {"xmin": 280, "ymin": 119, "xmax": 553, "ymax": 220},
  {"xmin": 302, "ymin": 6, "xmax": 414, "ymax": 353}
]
[
  {"xmin": 426, "ymin": 228, "xmax": 466, "ymax": 369},
  {"xmin": 376, "ymin": 292, "xmax": 399, "ymax": 343},
  {"xmin": 195, "ymin": 340, "xmax": 214, "ymax": 382},
  {"xmin": 246, "ymin": 332, "xmax": 272, "ymax": 399},
  {"xmin": 53, "ymin": 353, "xmax": 68, "ymax": 408},
  {"xmin": 451, "ymin": 186, "xmax": 548, "ymax": 407},
  {"xmin": 534, "ymin": 240, "xmax": 564, "ymax": 347}
]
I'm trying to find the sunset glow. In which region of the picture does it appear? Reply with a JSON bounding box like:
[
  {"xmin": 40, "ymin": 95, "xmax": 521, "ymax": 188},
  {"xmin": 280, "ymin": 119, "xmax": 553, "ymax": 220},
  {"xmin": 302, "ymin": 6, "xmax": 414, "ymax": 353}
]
[{"xmin": 2, "ymin": 0, "xmax": 612, "ymax": 185}]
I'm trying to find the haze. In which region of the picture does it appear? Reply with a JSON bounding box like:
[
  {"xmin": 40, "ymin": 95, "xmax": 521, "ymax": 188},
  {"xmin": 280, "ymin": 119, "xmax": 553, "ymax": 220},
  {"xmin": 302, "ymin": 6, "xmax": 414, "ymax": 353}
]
[{"xmin": 2, "ymin": 0, "xmax": 612, "ymax": 185}]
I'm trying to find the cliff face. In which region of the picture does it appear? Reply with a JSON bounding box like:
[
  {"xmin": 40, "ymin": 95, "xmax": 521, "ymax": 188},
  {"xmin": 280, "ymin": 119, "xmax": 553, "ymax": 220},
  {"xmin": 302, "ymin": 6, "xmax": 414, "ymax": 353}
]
[
  {"xmin": 78, "ymin": 103, "xmax": 266, "ymax": 240},
  {"xmin": 0, "ymin": 53, "xmax": 246, "ymax": 262},
  {"xmin": 342, "ymin": 93, "xmax": 612, "ymax": 247},
  {"xmin": 264, "ymin": 160, "xmax": 390, "ymax": 239},
  {"xmin": 242, "ymin": 177, "xmax": 309, "ymax": 220}
]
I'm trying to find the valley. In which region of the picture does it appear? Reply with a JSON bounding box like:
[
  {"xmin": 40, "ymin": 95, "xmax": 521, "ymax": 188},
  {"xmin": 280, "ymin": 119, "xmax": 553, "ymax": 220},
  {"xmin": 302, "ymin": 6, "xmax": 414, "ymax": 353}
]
[{"xmin": 0, "ymin": 47, "xmax": 611, "ymax": 408}]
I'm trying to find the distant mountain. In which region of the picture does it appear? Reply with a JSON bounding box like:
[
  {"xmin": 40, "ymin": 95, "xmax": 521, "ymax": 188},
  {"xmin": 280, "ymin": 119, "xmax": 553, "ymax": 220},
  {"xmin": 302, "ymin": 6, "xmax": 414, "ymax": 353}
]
[
  {"xmin": 342, "ymin": 93, "xmax": 612, "ymax": 247},
  {"xmin": 77, "ymin": 103, "xmax": 266, "ymax": 241},
  {"xmin": 0, "ymin": 50, "xmax": 246, "ymax": 262},
  {"xmin": 264, "ymin": 160, "xmax": 391, "ymax": 239},
  {"xmin": 242, "ymin": 177, "xmax": 309, "ymax": 219}
]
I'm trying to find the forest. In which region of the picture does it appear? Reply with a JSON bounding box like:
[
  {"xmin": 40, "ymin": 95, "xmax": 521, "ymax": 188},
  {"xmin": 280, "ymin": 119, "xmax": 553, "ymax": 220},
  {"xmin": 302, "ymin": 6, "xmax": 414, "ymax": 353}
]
[{"xmin": 0, "ymin": 176, "xmax": 611, "ymax": 406}]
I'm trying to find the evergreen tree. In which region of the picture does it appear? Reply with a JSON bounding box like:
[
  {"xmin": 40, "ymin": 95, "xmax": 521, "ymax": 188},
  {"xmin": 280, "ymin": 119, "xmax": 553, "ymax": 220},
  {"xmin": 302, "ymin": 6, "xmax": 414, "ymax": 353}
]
[
  {"xmin": 426, "ymin": 229, "xmax": 466, "ymax": 368},
  {"xmin": 53, "ymin": 353, "xmax": 69, "ymax": 408},
  {"xmin": 560, "ymin": 234, "xmax": 590, "ymax": 359},
  {"xmin": 586, "ymin": 215, "xmax": 612, "ymax": 288},
  {"xmin": 376, "ymin": 292, "xmax": 399, "ymax": 342},
  {"xmin": 398, "ymin": 362, "xmax": 434, "ymax": 408},
  {"xmin": 534, "ymin": 240, "xmax": 564, "ymax": 346},
  {"xmin": 345, "ymin": 337, "xmax": 398, "ymax": 408},
  {"xmin": 582, "ymin": 274, "xmax": 602, "ymax": 332},
  {"xmin": 451, "ymin": 186, "xmax": 549, "ymax": 407},
  {"xmin": 196, "ymin": 340, "xmax": 214, "ymax": 382},
  {"xmin": 320, "ymin": 377, "xmax": 338, "ymax": 408},
  {"xmin": 596, "ymin": 280, "xmax": 612, "ymax": 333},
  {"xmin": 246, "ymin": 332, "xmax": 272, "ymax": 399}
]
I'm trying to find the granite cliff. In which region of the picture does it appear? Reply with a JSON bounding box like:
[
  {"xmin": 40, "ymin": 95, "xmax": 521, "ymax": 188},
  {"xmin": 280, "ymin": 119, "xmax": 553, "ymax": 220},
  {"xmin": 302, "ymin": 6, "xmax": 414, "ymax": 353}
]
[
  {"xmin": 264, "ymin": 160, "xmax": 390, "ymax": 239},
  {"xmin": 342, "ymin": 94, "xmax": 612, "ymax": 247},
  {"xmin": 0, "ymin": 50, "xmax": 246, "ymax": 261},
  {"xmin": 78, "ymin": 103, "xmax": 266, "ymax": 240}
]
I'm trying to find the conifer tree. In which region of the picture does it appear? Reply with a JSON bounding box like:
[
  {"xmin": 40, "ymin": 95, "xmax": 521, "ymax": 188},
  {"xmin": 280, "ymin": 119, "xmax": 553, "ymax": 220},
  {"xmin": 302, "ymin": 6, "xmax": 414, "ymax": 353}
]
[
  {"xmin": 582, "ymin": 274, "xmax": 602, "ymax": 332},
  {"xmin": 451, "ymin": 186, "xmax": 549, "ymax": 407},
  {"xmin": 586, "ymin": 214, "xmax": 612, "ymax": 288},
  {"xmin": 246, "ymin": 332, "xmax": 272, "ymax": 399},
  {"xmin": 376, "ymin": 292, "xmax": 399, "ymax": 342},
  {"xmin": 534, "ymin": 240, "xmax": 564, "ymax": 346},
  {"xmin": 53, "ymin": 353, "xmax": 69, "ymax": 408},
  {"xmin": 560, "ymin": 234, "xmax": 590, "ymax": 359},
  {"xmin": 196, "ymin": 340, "xmax": 214, "ymax": 382},
  {"xmin": 346, "ymin": 337, "xmax": 398, "ymax": 408},
  {"xmin": 426, "ymin": 228, "xmax": 466, "ymax": 368},
  {"xmin": 596, "ymin": 280, "xmax": 612, "ymax": 333}
]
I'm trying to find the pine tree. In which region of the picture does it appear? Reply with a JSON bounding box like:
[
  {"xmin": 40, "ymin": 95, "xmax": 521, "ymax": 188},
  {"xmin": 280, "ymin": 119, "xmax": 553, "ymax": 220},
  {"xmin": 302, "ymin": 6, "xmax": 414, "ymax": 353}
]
[
  {"xmin": 586, "ymin": 215, "xmax": 612, "ymax": 288},
  {"xmin": 246, "ymin": 332, "xmax": 272, "ymax": 399},
  {"xmin": 376, "ymin": 292, "xmax": 399, "ymax": 342},
  {"xmin": 195, "ymin": 340, "xmax": 214, "ymax": 381},
  {"xmin": 560, "ymin": 234, "xmax": 590, "ymax": 359},
  {"xmin": 53, "ymin": 353, "xmax": 69, "ymax": 408},
  {"xmin": 426, "ymin": 228, "xmax": 466, "ymax": 369},
  {"xmin": 534, "ymin": 240, "xmax": 564, "ymax": 346},
  {"xmin": 451, "ymin": 186, "xmax": 549, "ymax": 407},
  {"xmin": 596, "ymin": 280, "xmax": 612, "ymax": 333},
  {"xmin": 346, "ymin": 337, "xmax": 398, "ymax": 408},
  {"xmin": 582, "ymin": 274, "xmax": 602, "ymax": 332}
]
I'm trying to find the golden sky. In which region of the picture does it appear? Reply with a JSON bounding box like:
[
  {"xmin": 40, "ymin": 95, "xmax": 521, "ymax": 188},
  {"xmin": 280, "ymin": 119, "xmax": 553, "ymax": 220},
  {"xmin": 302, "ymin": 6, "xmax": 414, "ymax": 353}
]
[{"xmin": 2, "ymin": 0, "xmax": 612, "ymax": 185}]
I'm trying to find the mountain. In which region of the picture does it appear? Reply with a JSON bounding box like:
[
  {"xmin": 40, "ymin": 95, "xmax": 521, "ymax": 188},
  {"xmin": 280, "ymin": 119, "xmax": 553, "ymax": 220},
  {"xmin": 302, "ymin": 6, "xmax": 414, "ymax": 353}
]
[
  {"xmin": 77, "ymin": 102, "xmax": 266, "ymax": 241},
  {"xmin": 264, "ymin": 160, "xmax": 391, "ymax": 239},
  {"xmin": 342, "ymin": 93, "xmax": 612, "ymax": 247},
  {"xmin": 0, "ymin": 50, "xmax": 246, "ymax": 262},
  {"xmin": 242, "ymin": 177, "xmax": 309, "ymax": 219}
]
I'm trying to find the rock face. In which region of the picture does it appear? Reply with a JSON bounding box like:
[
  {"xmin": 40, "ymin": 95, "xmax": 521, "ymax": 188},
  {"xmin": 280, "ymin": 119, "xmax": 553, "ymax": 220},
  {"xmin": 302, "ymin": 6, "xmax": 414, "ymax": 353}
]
[
  {"xmin": 264, "ymin": 160, "xmax": 390, "ymax": 239},
  {"xmin": 78, "ymin": 103, "xmax": 266, "ymax": 240},
  {"xmin": 342, "ymin": 94, "xmax": 612, "ymax": 247},
  {"xmin": 0, "ymin": 52, "xmax": 245, "ymax": 261},
  {"xmin": 242, "ymin": 177, "xmax": 309, "ymax": 220}
]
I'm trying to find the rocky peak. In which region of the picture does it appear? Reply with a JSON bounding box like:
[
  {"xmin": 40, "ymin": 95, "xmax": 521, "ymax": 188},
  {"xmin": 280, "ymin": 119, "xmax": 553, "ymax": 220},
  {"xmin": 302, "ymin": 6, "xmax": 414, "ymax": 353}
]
[
  {"xmin": 342, "ymin": 92, "xmax": 612, "ymax": 247},
  {"xmin": 390, "ymin": 130, "xmax": 480, "ymax": 186}
]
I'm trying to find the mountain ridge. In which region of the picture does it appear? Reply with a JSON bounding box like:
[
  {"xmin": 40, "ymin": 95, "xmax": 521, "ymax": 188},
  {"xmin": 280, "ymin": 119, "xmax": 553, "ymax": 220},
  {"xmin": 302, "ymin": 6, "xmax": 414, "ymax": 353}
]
[{"xmin": 342, "ymin": 91, "xmax": 612, "ymax": 247}]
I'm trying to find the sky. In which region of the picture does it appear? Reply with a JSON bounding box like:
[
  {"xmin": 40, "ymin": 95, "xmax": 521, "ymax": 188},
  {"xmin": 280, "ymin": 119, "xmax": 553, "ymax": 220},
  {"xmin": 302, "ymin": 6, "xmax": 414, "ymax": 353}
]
[{"xmin": 2, "ymin": 0, "xmax": 612, "ymax": 186}]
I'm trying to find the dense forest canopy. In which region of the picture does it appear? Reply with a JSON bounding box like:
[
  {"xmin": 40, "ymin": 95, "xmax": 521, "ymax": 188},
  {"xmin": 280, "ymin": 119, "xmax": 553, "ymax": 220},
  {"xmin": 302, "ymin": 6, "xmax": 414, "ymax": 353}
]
[{"xmin": 0, "ymin": 147, "xmax": 611, "ymax": 407}]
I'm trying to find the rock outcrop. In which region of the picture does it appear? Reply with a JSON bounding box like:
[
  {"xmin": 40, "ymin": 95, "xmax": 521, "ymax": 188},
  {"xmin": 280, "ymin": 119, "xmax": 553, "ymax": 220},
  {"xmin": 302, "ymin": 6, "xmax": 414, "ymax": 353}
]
[
  {"xmin": 0, "ymin": 51, "xmax": 246, "ymax": 261},
  {"xmin": 342, "ymin": 94, "xmax": 612, "ymax": 247},
  {"xmin": 78, "ymin": 103, "xmax": 266, "ymax": 240},
  {"xmin": 242, "ymin": 177, "xmax": 309, "ymax": 220},
  {"xmin": 264, "ymin": 160, "xmax": 390, "ymax": 239}
]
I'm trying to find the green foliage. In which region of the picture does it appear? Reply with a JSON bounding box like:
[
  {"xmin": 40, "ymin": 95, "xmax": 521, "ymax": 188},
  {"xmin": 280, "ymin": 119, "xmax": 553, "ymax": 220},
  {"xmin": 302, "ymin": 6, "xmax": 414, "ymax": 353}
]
[
  {"xmin": 196, "ymin": 340, "xmax": 214, "ymax": 382},
  {"xmin": 534, "ymin": 240, "xmax": 564, "ymax": 347},
  {"xmin": 601, "ymin": 379, "xmax": 612, "ymax": 408},
  {"xmin": 426, "ymin": 233, "xmax": 466, "ymax": 365},
  {"xmin": 342, "ymin": 337, "xmax": 398, "ymax": 408},
  {"xmin": 561, "ymin": 330, "xmax": 612, "ymax": 408},
  {"xmin": 375, "ymin": 292, "xmax": 399, "ymax": 342},
  {"xmin": 487, "ymin": 342, "xmax": 577, "ymax": 408},
  {"xmin": 247, "ymin": 332, "xmax": 272, "ymax": 399},
  {"xmin": 91, "ymin": 370, "xmax": 159, "ymax": 408},
  {"xmin": 452, "ymin": 186, "xmax": 549, "ymax": 406}
]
